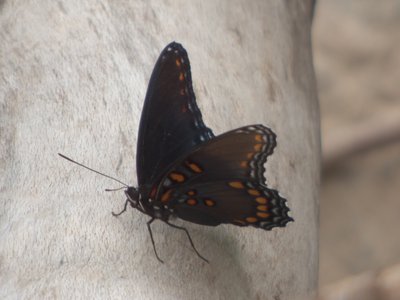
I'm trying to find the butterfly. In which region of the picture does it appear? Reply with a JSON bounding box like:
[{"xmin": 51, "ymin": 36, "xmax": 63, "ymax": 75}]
[{"xmin": 59, "ymin": 42, "xmax": 293, "ymax": 263}]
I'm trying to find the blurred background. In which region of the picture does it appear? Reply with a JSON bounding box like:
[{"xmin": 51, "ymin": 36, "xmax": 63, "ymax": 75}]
[{"xmin": 313, "ymin": 0, "xmax": 400, "ymax": 298}]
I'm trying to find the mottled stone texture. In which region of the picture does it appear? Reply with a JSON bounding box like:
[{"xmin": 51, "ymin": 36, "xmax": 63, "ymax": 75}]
[{"xmin": 0, "ymin": 1, "xmax": 319, "ymax": 299}]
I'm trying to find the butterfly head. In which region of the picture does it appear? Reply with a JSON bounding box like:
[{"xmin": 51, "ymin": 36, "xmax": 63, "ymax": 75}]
[{"xmin": 125, "ymin": 186, "xmax": 140, "ymax": 206}]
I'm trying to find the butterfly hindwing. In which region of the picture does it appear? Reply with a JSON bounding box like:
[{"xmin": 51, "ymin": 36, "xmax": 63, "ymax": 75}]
[
  {"xmin": 163, "ymin": 181, "xmax": 291, "ymax": 230},
  {"xmin": 155, "ymin": 125, "xmax": 292, "ymax": 230},
  {"xmin": 137, "ymin": 42, "xmax": 214, "ymax": 187}
]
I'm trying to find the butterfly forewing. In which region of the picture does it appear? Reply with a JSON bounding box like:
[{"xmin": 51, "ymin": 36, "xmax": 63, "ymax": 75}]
[
  {"xmin": 137, "ymin": 42, "xmax": 214, "ymax": 188},
  {"xmin": 155, "ymin": 125, "xmax": 292, "ymax": 229}
]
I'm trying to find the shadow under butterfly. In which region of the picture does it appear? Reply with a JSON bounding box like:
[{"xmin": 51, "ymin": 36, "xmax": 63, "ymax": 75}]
[{"xmin": 59, "ymin": 42, "xmax": 293, "ymax": 263}]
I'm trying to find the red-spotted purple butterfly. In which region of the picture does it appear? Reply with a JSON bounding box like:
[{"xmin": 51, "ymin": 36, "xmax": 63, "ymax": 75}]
[{"xmin": 59, "ymin": 42, "xmax": 293, "ymax": 263}]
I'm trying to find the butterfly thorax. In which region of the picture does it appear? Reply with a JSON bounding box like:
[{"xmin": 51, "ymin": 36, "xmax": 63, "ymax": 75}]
[
  {"xmin": 126, "ymin": 186, "xmax": 173, "ymax": 221},
  {"xmin": 145, "ymin": 198, "xmax": 174, "ymax": 221}
]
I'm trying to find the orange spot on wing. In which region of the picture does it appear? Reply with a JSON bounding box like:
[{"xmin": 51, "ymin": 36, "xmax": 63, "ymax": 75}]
[
  {"xmin": 204, "ymin": 199, "xmax": 216, "ymax": 207},
  {"xmin": 257, "ymin": 212, "xmax": 270, "ymax": 218},
  {"xmin": 247, "ymin": 189, "xmax": 261, "ymax": 196},
  {"xmin": 246, "ymin": 152, "xmax": 254, "ymax": 159},
  {"xmin": 161, "ymin": 189, "xmax": 172, "ymax": 203},
  {"xmin": 240, "ymin": 161, "xmax": 248, "ymax": 168},
  {"xmin": 254, "ymin": 134, "xmax": 263, "ymax": 142},
  {"xmin": 255, "ymin": 197, "xmax": 268, "ymax": 204},
  {"xmin": 187, "ymin": 162, "xmax": 202, "ymax": 173},
  {"xmin": 186, "ymin": 198, "xmax": 197, "ymax": 206},
  {"xmin": 170, "ymin": 172, "xmax": 185, "ymax": 183},
  {"xmin": 246, "ymin": 217, "xmax": 258, "ymax": 223},
  {"xmin": 254, "ymin": 144, "xmax": 262, "ymax": 152},
  {"xmin": 229, "ymin": 181, "xmax": 245, "ymax": 189},
  {"xmin": 175, "ymin": 58, "xmax": 181, "ymax": 67},
  {"xmin": 179, "ymin": 72, "xmax": 185, "ymax": 81},
  {"xmin": 187, "ymin": 190, "xmax": 196, "ymax": 196},
  {"xmin": 257, "ymin": 205, "xmax": 268, "ymax": 211}
]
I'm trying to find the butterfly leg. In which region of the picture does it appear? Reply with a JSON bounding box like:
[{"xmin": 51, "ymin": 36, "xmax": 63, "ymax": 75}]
[
  {"xmin": 112, "ymin": 199, "xmax": 131, "ymax": 217},
  {"xmin": 147, "ymin": 218, "xmax": 164, "ymax": 263},
  {"xmin": 165, "ymin": 221, "xmax": 209, "ymax": 263}
]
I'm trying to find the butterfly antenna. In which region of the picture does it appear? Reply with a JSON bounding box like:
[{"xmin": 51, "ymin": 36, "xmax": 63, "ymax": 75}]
[
  {"xmin": 105, "ymin": 186, "xmax": 126, "ymax": 192},
  {"xmin": 58, "ymin": 153, "xmax": 129, "ymax": 187}
]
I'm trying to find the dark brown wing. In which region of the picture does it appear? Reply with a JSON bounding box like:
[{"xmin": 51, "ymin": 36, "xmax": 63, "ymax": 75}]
[
  {"xmin": 137, "ymin": 42, "xmax": 214, "ymax": 187},
  {"xmin": 155, "ymin": 125, "xmax": 293, "ymax": 230}
]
